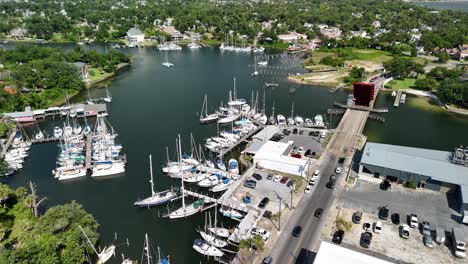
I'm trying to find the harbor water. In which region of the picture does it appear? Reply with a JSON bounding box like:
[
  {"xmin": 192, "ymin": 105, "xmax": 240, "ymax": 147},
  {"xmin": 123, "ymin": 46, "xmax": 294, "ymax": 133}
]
[{"xmin": 1, "ymin": 43, "xmax": 467, "ymax": 263}]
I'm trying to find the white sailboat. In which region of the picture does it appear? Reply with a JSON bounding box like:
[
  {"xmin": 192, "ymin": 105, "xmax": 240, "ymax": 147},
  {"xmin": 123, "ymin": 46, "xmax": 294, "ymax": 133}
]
[
  {"xmin": 227, "ymin": 78, "xmax": 246, "ymax": 106},
  {"xmin": 134, "ymin": 155, "xmax": 176, "ymax": 207},
  {"xmin": 79, "ymin": 225, "xmax": 115, "ymax": 264},
  {"xmin": 104, "ymin": 86, "xmax": 112, "ymax": 103},
  {"xmin": 277, "ymin": 114, "xmax": 286, "ymax": 126},
  {"xmin": 288, "ymin": 102, "xmax": 295, "ymax": 125},
  {"xmin": 208, "ymin": 209, "xmax": 230, "ymax": 238},
  {"xmin": 161, "ymin": 51, "xmax": 174, "ymax": 67},
  {"xmin": 141, "ymin": 233, "xmax": 170, "ymax": 264},
  {"xmin": 199, "ymin": 94, "xmax": 218, "ymax": 123},
  {"xmin": 169, "ymin": 135, "xmax": 204, "ymax": 219}
]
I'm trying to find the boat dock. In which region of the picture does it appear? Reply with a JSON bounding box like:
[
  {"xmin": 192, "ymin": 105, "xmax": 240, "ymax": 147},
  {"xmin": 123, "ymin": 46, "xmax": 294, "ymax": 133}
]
[
  {"xmin": 2, "ymin": 104, "xmax": 108, "ymax": 123},
  {"xmin": 30, "ymin": 137, "xmax": 60, "ymax": 144},
  {"xmin": 394, "ymin": 90, "xmax": 403, "ymax": 107},
  {"xmin": 0, "ymin": 128, "xmax": 17, "ymax": 157},
  {"xmin": 196, "ymin": 165, "xmax": 239, "ymax": 180},
  {"xmin": 85, "ymin": 134, "xmax": 92, "ymax": 169},
  {"xmin": 216, "ymin": 125, "xmax": 263, "ymax": 158}
]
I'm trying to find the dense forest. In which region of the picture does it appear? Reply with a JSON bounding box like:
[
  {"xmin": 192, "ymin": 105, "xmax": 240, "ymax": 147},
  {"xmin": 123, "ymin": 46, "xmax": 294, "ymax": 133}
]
[
  {"xmin": 0, "ymin": 0, "xmax": 466, "ymax": 51},
  {"xmin": 0, "ymin": 184, "xmax": 100, "ymax": 263},
  {"xmin": 0, "ymin": 46, "xmax": 131, "ymax": 113}
]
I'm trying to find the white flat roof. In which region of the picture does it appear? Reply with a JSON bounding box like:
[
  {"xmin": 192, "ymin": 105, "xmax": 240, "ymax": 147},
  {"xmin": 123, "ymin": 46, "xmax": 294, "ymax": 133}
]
[
  {"xmin": 314, "ymin": 241, "xmax": 394, "ymax": 264},
  {"xmin": 254, "ymin": 140, "xmax": 290, "ymax": 160}
]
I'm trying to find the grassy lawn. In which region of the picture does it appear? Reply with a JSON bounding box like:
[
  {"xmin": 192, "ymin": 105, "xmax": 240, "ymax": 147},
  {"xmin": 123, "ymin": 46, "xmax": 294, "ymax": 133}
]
[
  {"xmin": 88, "ymin": 68, "xmax": 105, "ymax": 81},
  {"xmin": 386, "ymin": 74, "xmax": 426, "ymax": 90},
  {"xmin": 350, "ymin": 49, "xmax": 392, "ymax": 61}
]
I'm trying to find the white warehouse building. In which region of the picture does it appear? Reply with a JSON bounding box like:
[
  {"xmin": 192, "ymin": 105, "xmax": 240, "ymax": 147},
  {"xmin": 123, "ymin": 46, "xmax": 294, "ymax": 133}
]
[{"xmin": 253, "ymin": 140, "xmax": 309, "ymax": 177}]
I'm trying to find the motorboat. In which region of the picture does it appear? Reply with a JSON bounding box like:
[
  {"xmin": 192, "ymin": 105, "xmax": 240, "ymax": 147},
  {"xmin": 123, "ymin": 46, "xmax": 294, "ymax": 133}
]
[
  {"xmin": 219, "ymin": 206, "xmax": 243, "ymax": 220},
  {"xmin": 83, "ymin": 125, "xmax": 92, "ymax": 135},
  {"xmin": 35, "ymin": 131, "xmax": 44, "ymax": 140},
  {"xmin": 97, "ymin": 245, "xmax": 116, "ymax": 264},
  {"xmin": 73, "ymin": 124, "xmax": 82, "ymax": 135},
  {"xmin": 183, "ymin": 173, "xmax": 209, "ymax": 183},
  {"xmin": 277, "ymin": 115, "xmax": 286, "ymax": 126},
  {"xmin": 217, "ymin": 115, "xmax": 239, "ymax": 124},
  {"xmin": 134, "ymin": 155, "xmax": 176, "ymax": 207},
  {"xmin": 69, "ymin": 108, "xmax": 77, "ymax": 117},
  {"xmin": 199, "ymin": 231, "xmax": 227, "ymax": 248},
  {"xmin": 258, "ymin": 60, "xmax": 268, "ymax": 66},
  {"xmin": 64, "ymin": 125, "xmax": 73, "ymax": 137},
  {"xmin": 188, "ymin": 42, "xmax": 201, "ymax": 49},
  {"xmin": 295, "ymin": 116, "xmax": 304, "ymax": 125},
  {"xmin": 305, "ymin": 118, "xmax": 314, "ymax": 127},
  {"xmin": 91, "ymin": 162, "xmax": 125, "ymax": 177},
  {"xmin": 287, "ymin": 117, "xmax": 295, "ymax": 126},
  {"xmin": 216, "ymin": 159, "xmax": 226, "ymax": 171},
  {"xmin": 257, "ymin": 114, "xmax": 268, "ymax": 125},
  {"xmin": 228, "ymin": 159, "xmax": 239, "ymax": 174},
  {"xmin": 55, "ymin": 167, "xmax": 87, "ymax": 180},
  {"xmin": 192, "ymin": 239, "xmax": 224, "ymax": 257},
  {"xmin": 314, "ymin": 115, "xmax": 324, "ymax": 127}
]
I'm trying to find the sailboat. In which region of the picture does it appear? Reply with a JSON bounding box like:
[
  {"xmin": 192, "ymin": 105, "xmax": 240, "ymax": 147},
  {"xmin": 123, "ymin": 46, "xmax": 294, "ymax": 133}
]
[
  {"xmin": 161, "ymin": 51, "xmax": 174, "ymax": 67},
  {"xmin": 188, "ymin": 38, "xmax": 201, "ymax": 49},
  {"xmin": 269, "ymin": 104, "xmax": 276, "ymax": 125},
  {"xmin": 168, "ymin": 135, "xmax": 204, "ymax": 219},
  {"xmin": 208, "ymin": 209, "xmax": 230, "ymax": 238},
  {"xmin": 192, "ymin": 239, "xmax": 224, "ymax": 257},
  {"xmin": 287, "ymin": 102, "xmax": 295, "ymax": 125},
  {"xmin": 34, "ymin": 122, "xmax": 44, "ymax": 140},
  {"xmin": 103, "ymin": 86, "xmax": 112, "ymax": 103},
  {"xmin": 135, "ymin": 155, "xmax": 176, "ymax": 207},
  {"xmin": 141, "ymin": 233, "xmax": 170, "ymax": 264},
  {"xmin": 199, "ymin": 94, "xmax": 218, "ymax": 123},
  {"xmin": 251, "ymin": 56, "xmax": 259, "ymax": 76},
  {"xmin": 198, "ymin": 212, "xmax": 228, "ymax": 248},
  {"xmin": 79, "ymin": 225, "xmax": 115, "ymax": 264}
]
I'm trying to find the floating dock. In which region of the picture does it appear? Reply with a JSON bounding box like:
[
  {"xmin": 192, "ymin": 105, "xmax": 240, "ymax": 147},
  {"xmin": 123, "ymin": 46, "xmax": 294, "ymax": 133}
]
[
  {"xmin": 333, "ymin": 102, "xmax": 388, "ymax": 113},
  {"xmin": 216, "ymin": 125, "xmax": 263, "ymax": 158},
  {"xmin": 394, "ymin": 90, "xmax": 403, "ymax": 107}
]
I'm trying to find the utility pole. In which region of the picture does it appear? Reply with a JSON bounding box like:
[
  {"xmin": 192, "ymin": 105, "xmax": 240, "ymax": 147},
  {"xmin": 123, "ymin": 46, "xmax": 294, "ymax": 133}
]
[
  {"xmin": 290, "ymin": 187, "xmax": 293, "ymax": 209},
  {"xmin": 29, "ymin": 181, "xmax": 47, "ymax": 218}
]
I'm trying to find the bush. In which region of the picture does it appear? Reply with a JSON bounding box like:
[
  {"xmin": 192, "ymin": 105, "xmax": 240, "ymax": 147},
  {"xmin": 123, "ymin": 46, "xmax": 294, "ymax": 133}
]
[
  {"xmin": 413, "ymin": 78, "xmax": 438, "ymax": 91},
  {"xmin": 88, "ymin": 69, "xmax": 96, "ymax": 77},
  {"xmin": 320, "ymin": 56, "xmax": 344, "ymax": 67},
  {"xmin": 336, "ymin": 217, "xmax": 352, "ymax": 232},
  {"xmin": 405, "ymin": 181, "xmax": 416, "ymax": 189}
]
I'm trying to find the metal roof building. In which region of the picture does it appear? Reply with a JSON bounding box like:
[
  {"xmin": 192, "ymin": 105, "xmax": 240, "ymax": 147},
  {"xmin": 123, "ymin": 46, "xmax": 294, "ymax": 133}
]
[
  {"xmin": 359, "ymin": 142, "xmax": 468, "ymax": 224},
  {"xmin": 314, "ymin": 241, "xmax": 394, "ymax": 264}
]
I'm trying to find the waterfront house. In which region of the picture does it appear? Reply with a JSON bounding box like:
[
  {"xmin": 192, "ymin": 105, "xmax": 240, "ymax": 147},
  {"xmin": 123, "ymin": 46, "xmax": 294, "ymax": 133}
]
[
  {"xmin": 71, "ymin": 62, "xmax": 89, "ymax": 81},
  {"xmin": 277, "ymin": 32, "xmax": 307, "ymax": 43},
  {"xmin": 261, "ymin": 21, "xmax": 273, "ymax": 30},
  {"xmin": 410, "ymin": 33, "xmax": 421, "ymax": 43},
  {"xmin": 320, "ymin": 27, "xmax": 342, "ymax": 40},
  {"xmin": 185, "ymin": 31, "xmax": 201, "ymax": 41},
  {"xmin": 161, "ymin": 26, "xmax": 183, "ymax": 39},
  {"xmin": 126, "ymin": 28, "xmax": 145, "ymax": 43},
  {"xmin": 349, "ymin": 30, "xmax": 367, "ymax": 38},
  {"xmin": 460, "ymin": 44, "xmax": 468, "ymax": 61},
  {"xmin": 3, "ymin": 86, "xmax": 16, "ymax": 95},
  {"xmin": 9, "ymin": 27, "xmax": 27, "ymax": 40}
]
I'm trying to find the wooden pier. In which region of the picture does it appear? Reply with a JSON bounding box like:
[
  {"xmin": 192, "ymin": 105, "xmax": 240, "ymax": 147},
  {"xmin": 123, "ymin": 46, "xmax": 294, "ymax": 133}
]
[
  {"xmin": 30, "ymin": 137, "xmax": 60, "ymax": 144},
  {"xmin": 182, "ymin": 189, "xmax": 249, "ymax": 213},
  {"xmin": 85, "ymin": 134, "xmax": 92, "ymax": 169},
  {"xmin": 216, "ymin": 126, "xmax": 263, "ymax": 158},
  {"xmin": 1, "ymin": 128, "xmax": 17, "ymax": 157},
  {"xmin": 394, "ymin": 90, "xmax": 403, "ymax": 107},
  {"xmin": 196, "ymin": 165, "xmax": 239, "ymax": 180}
]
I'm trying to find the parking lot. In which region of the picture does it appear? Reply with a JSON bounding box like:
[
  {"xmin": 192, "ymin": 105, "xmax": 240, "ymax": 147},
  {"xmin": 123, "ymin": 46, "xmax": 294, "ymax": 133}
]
[
  {"xmin": 321, "ymin": 206, "xmax": 467, "ymax": 264},
  {"xmin": 232, "ymin": 170, "xmax": 293, "ymax": 213},
  {"xmin": 338, "ymin": 179, "xmax": 466, "ymax": 233}
]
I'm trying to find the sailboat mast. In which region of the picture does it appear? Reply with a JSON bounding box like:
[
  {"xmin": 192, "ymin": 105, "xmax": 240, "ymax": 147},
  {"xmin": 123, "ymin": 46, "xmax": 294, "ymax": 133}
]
[
  {"xmin": 233, "ymin": 78, "xmax": 237, "ymax": 100},
  {"xmin": 79, "ymin": 225, "xmax": 100, "ymax": 256},
  {"xmin": 291, "ymin": 102, "xmax": 294, "ymax": 118},
  {"xmin": 145, "ymin": 233, "xmax": 151, "ymax": 264},
  {"xmin": 263, "ymin": 89, "xmax": 266, "ymax": 113},
  {"xmin": 149, "ymin": 155, "xmax": 155, "ymax": 196},
  {"xmin": 166, "ymin": 146, "xmax": 170, "ymax": 166},
  {"xmin": 178, "ymin": 134, "xmax": 185, "ymax": 212}
]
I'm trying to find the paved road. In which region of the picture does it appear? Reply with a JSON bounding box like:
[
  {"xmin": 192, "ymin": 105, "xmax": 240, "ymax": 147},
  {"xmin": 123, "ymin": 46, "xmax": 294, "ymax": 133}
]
[{"xmin": 267, "ymin": 109, "xmax": 369, "ymax": 263}]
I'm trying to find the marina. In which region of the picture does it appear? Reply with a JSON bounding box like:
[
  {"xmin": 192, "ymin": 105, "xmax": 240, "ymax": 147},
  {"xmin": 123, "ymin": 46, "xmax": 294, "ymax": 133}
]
[{"xmin": 1, "ymin": 43, "xmax": 467, "ymax": 263}]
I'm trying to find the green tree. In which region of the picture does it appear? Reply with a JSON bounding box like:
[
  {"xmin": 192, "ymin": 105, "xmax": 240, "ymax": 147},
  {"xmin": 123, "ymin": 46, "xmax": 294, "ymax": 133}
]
[
  {"xmin": 414, "ymin": 78, "xmax": 439, "ymax": 91},
  {"xmin": 436, "ymin": 52, "xmax": 450, "ymax": 63}
]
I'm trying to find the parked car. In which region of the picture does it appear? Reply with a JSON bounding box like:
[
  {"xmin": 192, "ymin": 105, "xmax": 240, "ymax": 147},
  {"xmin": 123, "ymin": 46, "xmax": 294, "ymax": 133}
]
[
  {"xmin": 409, "ymin": 214, "xmax": 418, "ymax": 228},
  {"xmin": 332, "ymin": 230, "xmax": 344, "ymax": 244},
  {"xmin": 421, "ymin": 221, "xmax": 431, "ymax": 235},
  {"xmin": 286, "ymin": 180, "xmax": 294, "ymax": 188},
  {"xmin": 291, "ymin": 153, "xmax": 302, "ymax": 159},
  {"xmin": 320, "ymin": 131, "xmax": 326, "ymax": 138},
  {"xmin": 304, "ymin": 149, "xmax": 312, "ymax": 157},
  {"xmin": 251, "ymin": 228, "xmax": 270, "ymax": 241},
  {"xmin": 352, "ymin": 211, "xmax": 362, "ymax": 224},
  {"xmin": 292, "ymin": 226, "xmax": 302, "ymax": 237},
  {"xmin": 258, "ymin": 197, "xmax": 270, "ymax": 209},
  {"xmin": 360, "ymin": 232, "xmax": 373, "ymax": 248},
  {"xmin": 379, "ymin": 206, "xmax": 389, "ymax": 220},
  {"xmin": 380, "ymin": 180, "xmax": 392, "ymax": 190},
  {"xmin": 314, "ymin": 208, "xmax": 323, "ymax": 218},
  {"xmin": 313, "ymin": 170, "xmax": 320, "ymax": 177},
  {"xmin": 252, "ymin": 173, "xmax": 263, "ymax": 181},
  {"xmin": 243, "ymin": 180, "xmax": 256, "ymax": 189},
  {"xmin": 280, "ymin": 177, "xmax": 289, "ymax": 184},
  {"xmin": 292, "ymin": 128, "xmax": 298, "ymax": 134},
  {"xmin": 338, "ymin": 157, "xmax": 346, "ymax": 164},
  {"xmin": 283, "ymin": 129, "xmax": 291, "ymax": 135},
  {"xmin": 329, "ymin": 174, "xmax": 337, "ymax": 181},
  {"xmin": 273, "ymin": 175, "xmax": 282, "ymax": 182},
  {"xmin": 262, "ymin": 256, "xmax": 273, "ymax": 264},
  {"xmin": 263, "ymin": 211, "xmax": 272, "ymax": 219},
  {"xmin": 363, "ymin": 222, "xmax": 371, "ymax": 231},
  {"xmin": 305, "ymin": 185, "xmax": 312, "ymax": 193},
  {"xmin": 335, "ymin": 167, "xmax": 342, "ymax": 174},
  {"xmin": 267, "ymin": 174, "xmax": 273, "ymax": 180},
  {"xmin": 391, "ymin": 213, "xmax": 400, "ymax": 225},
  {"xmin": 374, "ymin": 221, "xmax": 382, "ymax": 234},
  {"xmin": 424, "ymin": 233, "xmax": 434, "ymax": 248},
  {"xmin": 400, "ymin": 224, "xmax": 410, "ymax": 239},
  {"xmin": 299, "ymin": 130, "xmax": 304, "ymax": 135},
  {"xmin": 311, "ymin": 151, "xmax": 317, "ymax": 158},
  {"xmin": 326, "ymin": 180, "xmax": 336, "ymax": 189},
  {"xmin": 309, "ymin": 176, "xmax": 318, "ymax": 185}
]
